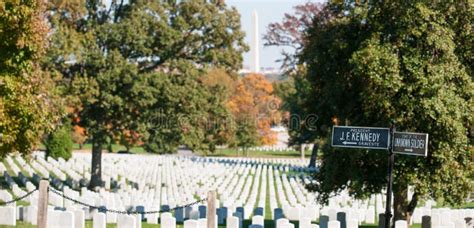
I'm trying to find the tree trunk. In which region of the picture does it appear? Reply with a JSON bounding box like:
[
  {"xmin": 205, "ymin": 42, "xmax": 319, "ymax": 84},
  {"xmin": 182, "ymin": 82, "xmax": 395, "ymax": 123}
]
[
  {"xmin": 308, "ymin": 143, "xmax": 319, "ymax": 168},
  {"xmin": 79, "ymin": 143, "xmax": 83, "ymax": 149},
  {"xmin": 89, "ymin": 140, "xmax": 103, "ymax": 191},
  {"xmin": 406, "ymin": 193, "xmax": 418, "ymax": 227},
  {"xmin": 393, "ymin": 187, "xmax": 418, "ymax": 228}
]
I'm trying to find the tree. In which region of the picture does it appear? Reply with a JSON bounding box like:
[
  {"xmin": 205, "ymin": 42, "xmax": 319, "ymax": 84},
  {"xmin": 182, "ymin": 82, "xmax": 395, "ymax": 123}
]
[
  {"xmin": 67, "ymin": 107, "xmax": 87, "ymax": 149},
  {"xmin": 264, "ymin": 2, "xmax": 325, "ymax": 73},
  {"xmin": 71, "ymin": 125, "xmax": 87, "ymax": 149},
  {"xmin": 0, "ymin": 0, "xmax": 63, "ymax": 158},
  {"xmin": 241, "ymin": 74, "xmax": 281, "ymax": 145},
  {"xmin": 45, "ymin": 0, "xmax": 247, "ymax": 190},
  {"xmin": 232, "ymin": 119, "xmax": 258, "ymax": 157},
  {"xmin": 264, "ymin": 2, "xmax": 330, "ymax": 166},
  {"xmin": 272, "ymin": 66, "xmax": 318, "ymax": 162},
  {"xmin": 227, "ymin": 73, "xmax": 281, "ymax": 150},
  {"xmin": 200, "ymin": 68, "xmax": 238, "ymax": 153},
  {"xmin": 302, "ymin": 0, "xmax": 473, "ymax": 224},
  {"xmin": 144, "ymin": 62, "xmax": 235, "ymax": 155},
  {"xmin": 44, "ymin": 121, "xmax": 73, "ymax": 161},
  {"xmin": 118, "ymin": 130, "xmax": 141, "ymax": 153},
  {"xmin": 227, "ymin": 80, "xmax": 258, "ymax": 155}
]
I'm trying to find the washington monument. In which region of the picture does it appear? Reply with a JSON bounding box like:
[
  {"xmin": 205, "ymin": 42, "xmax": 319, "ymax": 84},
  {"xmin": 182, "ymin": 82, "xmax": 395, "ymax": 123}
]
[{"xmin": 250, "ymin": 10, "xmax": 260, "ymax": 73}]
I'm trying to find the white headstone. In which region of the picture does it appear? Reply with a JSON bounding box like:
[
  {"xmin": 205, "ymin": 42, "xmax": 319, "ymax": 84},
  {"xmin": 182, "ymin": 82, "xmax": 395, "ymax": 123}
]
[
  {"xmin": 347, "ymin": 219, "xmax": 358, "ymax": 228},
  {"xmin": 329, "ymin": 209, "xmax": 338, "ymax": 221},
  {"xmin": 74, "ymin": 210, "xmax": 85, "ymax": 228},
  {"xmin": 454, "ymin": 220, "xmax": 466, "ymax": 228},
  {"xmin": 442, "ymin": 221, "xmax": 456, "ymax": 228},
  {"xmin": 252, "ymin": 215, "xmax": 264, "ymax": 226},
  {"xmin": 276, "ymin": 218, "xmax": 290, "ymax": 228},
  {"xmin": 365, "ymin": 206, "xmax": 375, "ymax": 224},
  {"xmin": 281, "ymin": 223, "xmax": 295, "ymax": 228},
  {"xmin": 394, "ymin": 220, "xmax": 407, "ymax": 228},
  {"xmin": 117, "ymin": 214, "xmax": 136, "ymax": 228},
  {"xmin": 0, "ymin": 206, "xmax": 16, "ymax": 226},
  {"xmin": 25, "ymin": 205, "xmax": 38, "ymax": 225},
  {"xmin": 198, "ymin": 218, "xmax": 207, "ymax": 228},
  {"xmin": 146, "ymin": 213, "xmax": 158, "ymax": 224},
  {"xmin": 161, "ymin": 215, "xmax": 176, "ymax": 228},
  {"xmin": 106, "ymin": 213, "xmax": 117, "ymax": 224},
  {"xmin": 135, "ymin": 214, "xmax": 142, "ymax": 228},
  {"xmin": 58, "ymin": 211, "xmax": 75, "ymax": 227},
  {"xmin": 184, "ymin": 219, "xmax": 199, "ymax": 228},
  {"xmin": 328, "ymin": 220, "xmax": 340, "ymax": 228},
  {"xmin": 227, "ymin": 216, "xmax": 239, "ymax": 228},
  {"xmin": 93, "ymin": 212, "xmax": 106, "ymax": 228}
]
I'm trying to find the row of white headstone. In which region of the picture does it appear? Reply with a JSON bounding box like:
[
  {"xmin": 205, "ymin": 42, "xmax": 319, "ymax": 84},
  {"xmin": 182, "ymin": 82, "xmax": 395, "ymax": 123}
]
[{"xmin": 1, "ymin": 152, "xmax": 473, "ymax": 227}]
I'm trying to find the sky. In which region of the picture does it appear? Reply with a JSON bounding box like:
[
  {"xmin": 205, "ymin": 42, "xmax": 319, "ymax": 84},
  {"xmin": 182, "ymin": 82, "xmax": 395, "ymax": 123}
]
[
  {"xmin": 226, "ymin": 0, "xmax": 324, "ymax": 70},
  {"xmin": 103, "ymin": 0, "xmax": 325, "ymax": 70}
]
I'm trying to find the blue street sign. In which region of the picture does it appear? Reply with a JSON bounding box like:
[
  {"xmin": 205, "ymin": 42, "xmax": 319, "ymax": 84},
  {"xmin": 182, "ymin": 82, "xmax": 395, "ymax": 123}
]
[{"xmin": 331, "ymin": 126, "xmax": 390, "ymax": 150}]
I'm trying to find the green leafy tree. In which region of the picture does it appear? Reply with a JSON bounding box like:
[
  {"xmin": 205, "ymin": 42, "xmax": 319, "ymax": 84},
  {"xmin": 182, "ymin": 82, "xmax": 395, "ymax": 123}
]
[
  {"xmin": 300, "ymin": 0, "xmax": 473, "ymax": 223},
  {"xmin": 0, "ymin": 0, "xmax": 63, "ymax": 158},
  {"xmin": 45, "ymin": 0, "xmax": 246, "ymax": 190},
  {"xmin": 265, "ymin": 2, "xmax": 330, "ymax": 166},
  {"xmin": 231, "ymin": 119, "xmax": 258, "ymax": 157},
  {"xmin": 144, "ymin": 62, "xmax": 235, "ymax": 155},
  {"xmin": 44, "ymin": 121, "xmax": 73, "ymax": 161}
]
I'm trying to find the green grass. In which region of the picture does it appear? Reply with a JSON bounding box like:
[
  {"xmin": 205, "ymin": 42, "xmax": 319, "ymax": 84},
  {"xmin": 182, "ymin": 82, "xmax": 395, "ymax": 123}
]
[
  {"xmin": 37, "ymin": 143, "xmax": 146, "ymax": 154},
  {"xmin": 41, "ymin": 143, "xmax": 316, "ymax": 158},
  {"xmin": 0, "ymin": 221, "xmax": 36, "ymax": 228},
  {"xmin": 205, "ymin": 148, "xmax": 313, "ymax": 158},
  {"xmin": 73, "ymin": 144, "xmax": 146, "ymax": 154}
]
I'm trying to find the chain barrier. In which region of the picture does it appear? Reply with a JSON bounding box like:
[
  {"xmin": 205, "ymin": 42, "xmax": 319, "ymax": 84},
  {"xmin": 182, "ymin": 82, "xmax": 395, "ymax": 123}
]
[
  {"xmin": 49, "ymin": 187, "xmax": 207, "ymax": 214},
  {"xmin": 0, "ymin": 189, "xmax": 37, "ymax": 206}
]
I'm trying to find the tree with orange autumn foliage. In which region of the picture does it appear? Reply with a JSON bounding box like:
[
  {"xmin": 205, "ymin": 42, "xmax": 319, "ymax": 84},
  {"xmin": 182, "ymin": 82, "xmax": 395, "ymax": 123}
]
[
  {"xmin": 228, "ymin": 73, "xmax": 281, "ymax": 148},
  {"xmin": 71, "ymin": 125, "xmax": 87, "ymax": 149},
  {"xmin": 66, "ymin": 107, "xmax": 87, "ymax": 149},
  {"xmin": 118, "ymin": 130, "xmax": 141, "ymax": 153}
]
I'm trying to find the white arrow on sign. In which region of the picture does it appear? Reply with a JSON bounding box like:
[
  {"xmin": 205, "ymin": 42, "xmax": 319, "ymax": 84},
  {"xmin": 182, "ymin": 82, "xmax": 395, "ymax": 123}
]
[
  {"xmin": 404, "ymin": 149, "xmax": 413, "ymax": 152},
  {"xmin": 342, "ymin": 141, "xmax": 357, "ymax": 145}
]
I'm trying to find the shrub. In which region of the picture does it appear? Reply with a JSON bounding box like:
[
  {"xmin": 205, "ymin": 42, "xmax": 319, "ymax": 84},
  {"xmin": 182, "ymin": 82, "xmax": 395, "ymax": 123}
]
[{"xmin": 44, "ymin": 123, "xmax": 73, "ymax": 160}]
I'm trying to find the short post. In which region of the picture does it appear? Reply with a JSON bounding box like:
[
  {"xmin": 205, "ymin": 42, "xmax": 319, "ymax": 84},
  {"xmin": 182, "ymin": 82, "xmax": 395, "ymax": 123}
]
[
  {"xmin": 37, "ymin": 180, "xmax": 49, "ymax": 228},
  {"xmin": 207, "ymin": 191, "xmax": 216, "ymax": 228}
]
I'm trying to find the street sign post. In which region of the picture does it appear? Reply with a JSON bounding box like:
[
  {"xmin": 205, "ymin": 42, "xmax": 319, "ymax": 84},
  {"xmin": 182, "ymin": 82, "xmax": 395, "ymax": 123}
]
[
  {"xmin": 331, "ymin": 125, "xmax": 428, "ymax": 228},
  {"xmin": 393, "ymin": 132, "xmax": 429, "ymax": 156},
  {"xmin": 331, "ymin": 126, "xmax": 390, "ymax": 150}
]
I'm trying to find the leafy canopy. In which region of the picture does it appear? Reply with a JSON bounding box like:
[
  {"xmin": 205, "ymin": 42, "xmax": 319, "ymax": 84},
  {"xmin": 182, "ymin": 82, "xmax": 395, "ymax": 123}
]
[
  {"xmin": 0, "ymin": 0, "xmax": 63, "ymax": 158},
  {"xmin": 45, "ymin": 0, "xmax": 248, "ymax": 150},
  {"xmin": 299, "ymin": 0, "xmax": 473, "ymax": 211}
]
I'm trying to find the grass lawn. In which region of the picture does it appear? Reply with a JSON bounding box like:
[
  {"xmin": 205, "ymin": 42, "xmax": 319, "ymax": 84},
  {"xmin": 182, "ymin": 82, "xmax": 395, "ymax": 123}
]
[
  {"xmin": 204, "ymin": 148, "xmax": 313, "ymax": 158},
  {"xmin": 73, "ymin": 143, "xmax": 146, "ymax": 154},
  {"xmin": 38, "ymin": 143, "xmax": 146, "ymax": 154},
  {"xmin": 39, "ymin": 143, "xmax": 315, "ymax": 158}
]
